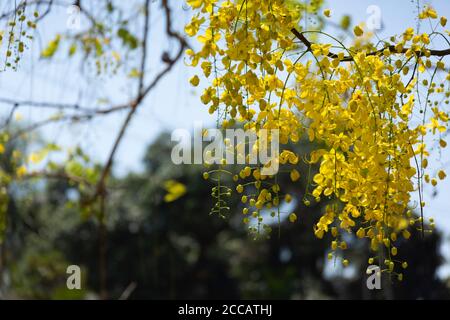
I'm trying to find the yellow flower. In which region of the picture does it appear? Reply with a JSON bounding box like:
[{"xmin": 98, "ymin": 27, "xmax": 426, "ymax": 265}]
[
  {"xmin": 189, "ymin": 75, "xmax": 200, "ymax": 87},
  {"xmin": 391, "ymin": 247, "xmax": 398, "ymax": 256},
  {"xmin": 197, "ymin": 28, "xmax": 220, "ymax": 44},
  {"xmin": 353, "ymin": 25, "xmax": 364, "ymax": 37},
  {"xmin": 285, "ymin": 194, "xmax": 292, "ymax": 203},
  {"xmin": 419, "ymin": 6, "xmax": 438, "ymax": 19},
  {"xmin": 356, "ymin": 228, "xmax": 365, "ymax": 238},
  {"xmin": 402, "ymin": 230, "xmax": 411, "ymax": 239},
  {"xmin": 429, "ymin": 118, "xmax": 446, "ymax": 134},
  {"xmin": 290, "ymin": 169, "xmax": 300, "ymax": 182},
  {"xmin": 185, "ymin": 0, "xmax": 450, "ymax": 273},
  {"xmin": 311, "ymin": 43, "xmax": 331, "ymax": 56},
  {"xmin": 438, "ymin": 170, "xmax": 447, "ymax": 180},
  {"xmin": 289, "ymin": 213, "xmax": 297, "ymax": 223},
  {"xmin": 163, "ymin": 180, "xmax": 186, "ymax": 202},
  {"xmin": 184, "ymin": 15, "xmax": 205, "ymax": 37},
  {"xmin": 331, "ymin": 241, "xmax": 338, "ymax": 250},
  {"xmin": 186, "ymin": 0, "xmax": 203, "ymax": 9},
  {"xmin": 29, "ymin": 152, "xmax": 45, "ymax": 164},
  {"xmin": 340, "ymin": 15, "xmax": 351, "ymax": 29}
]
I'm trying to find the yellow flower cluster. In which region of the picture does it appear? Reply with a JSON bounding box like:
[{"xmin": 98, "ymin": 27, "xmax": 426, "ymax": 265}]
[{"xmin": 186, "ymin": 0, "xmax": 450, "ymax": 275}]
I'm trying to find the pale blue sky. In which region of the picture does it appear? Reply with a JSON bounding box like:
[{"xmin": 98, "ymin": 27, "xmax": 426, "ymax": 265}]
[{"xmin": 1, "ymin": 0, "xmax": 450, "ymax": 276}]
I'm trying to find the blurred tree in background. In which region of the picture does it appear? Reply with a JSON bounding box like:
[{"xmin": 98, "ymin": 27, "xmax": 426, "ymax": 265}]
[{"xmin": 1, "ymin": 133, "xmax": 448, "ymax": 299}]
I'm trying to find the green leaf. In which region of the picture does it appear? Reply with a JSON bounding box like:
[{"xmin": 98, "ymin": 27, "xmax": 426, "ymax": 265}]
[
  {"xmin": 41, "ymin": 35, "xmax": 61, "ymax": 58},
  {"xmin": 117, "ymin": 28, "xmax": 138, "ymax": 50},
  {"xmin": 65, "ymin": 160, "xmax": 84, "ymax": 177},
  {"xmin": 68, "ymin": 43, "xmax": 77, "ymax": 56}
]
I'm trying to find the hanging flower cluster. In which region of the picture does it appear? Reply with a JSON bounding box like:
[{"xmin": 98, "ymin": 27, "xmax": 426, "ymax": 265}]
[
  {"xmin": 0, "ymin": 7, "xmax": 38, "ymax": 71},
  {"xmin": 185, "ymin": 0, "xmax": 450, "ymax": 278}
]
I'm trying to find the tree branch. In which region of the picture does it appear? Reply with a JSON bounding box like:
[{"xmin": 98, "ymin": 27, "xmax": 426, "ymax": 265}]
[
  {"xmin": 93, "ymin": 0, "xmax": 187, "ymax": 199},
  {"xmin": 291, "ymin": 28, "xmax": 450, "ymax": 62}
]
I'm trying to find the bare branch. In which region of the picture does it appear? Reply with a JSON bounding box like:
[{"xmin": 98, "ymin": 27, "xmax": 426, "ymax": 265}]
[
  {"xmin": 22, "ymin": 169, "xmax": 93, "ymax": 186},
  {"xmin": 93, "ymin": 0, "xmax": 187, "ymax": 198}
]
